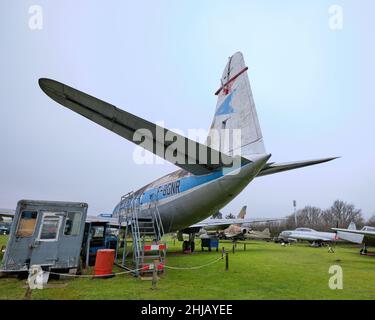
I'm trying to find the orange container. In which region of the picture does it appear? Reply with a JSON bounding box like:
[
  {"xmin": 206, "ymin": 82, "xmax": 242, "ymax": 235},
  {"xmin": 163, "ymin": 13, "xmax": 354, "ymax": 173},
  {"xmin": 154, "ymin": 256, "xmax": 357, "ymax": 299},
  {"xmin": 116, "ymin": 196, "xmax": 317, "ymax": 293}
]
[{"xmin": 94, "ymin": 249, "xmax": 115, "ymax": 276}]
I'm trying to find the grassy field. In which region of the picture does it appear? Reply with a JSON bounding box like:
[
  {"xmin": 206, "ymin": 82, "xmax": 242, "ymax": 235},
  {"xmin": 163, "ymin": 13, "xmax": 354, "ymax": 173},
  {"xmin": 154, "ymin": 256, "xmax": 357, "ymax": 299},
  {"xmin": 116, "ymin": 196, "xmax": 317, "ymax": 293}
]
[{"xmin": 0, "ymin": 235, "xmax": 374, "ymax": 300}]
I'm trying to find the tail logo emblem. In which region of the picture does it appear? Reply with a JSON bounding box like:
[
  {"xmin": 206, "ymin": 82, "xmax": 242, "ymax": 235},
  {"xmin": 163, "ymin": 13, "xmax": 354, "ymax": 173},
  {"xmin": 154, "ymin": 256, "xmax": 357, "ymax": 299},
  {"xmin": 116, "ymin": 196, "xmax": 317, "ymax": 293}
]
[{"xmin": 215, "ymin": 90, "xmax": 236, "ymax": 116}]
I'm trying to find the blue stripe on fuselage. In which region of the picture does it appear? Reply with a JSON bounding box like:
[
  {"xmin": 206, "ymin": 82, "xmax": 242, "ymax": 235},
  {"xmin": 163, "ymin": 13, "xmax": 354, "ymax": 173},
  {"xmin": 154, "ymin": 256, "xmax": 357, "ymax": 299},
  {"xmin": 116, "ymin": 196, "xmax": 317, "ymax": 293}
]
[
  {"xmin": 141, "ymin": 170, "xmax": 223, "ymax": 204},
  {"xmin": 113, "ymin": 162, "xmax": 248, "ymax": 214}
]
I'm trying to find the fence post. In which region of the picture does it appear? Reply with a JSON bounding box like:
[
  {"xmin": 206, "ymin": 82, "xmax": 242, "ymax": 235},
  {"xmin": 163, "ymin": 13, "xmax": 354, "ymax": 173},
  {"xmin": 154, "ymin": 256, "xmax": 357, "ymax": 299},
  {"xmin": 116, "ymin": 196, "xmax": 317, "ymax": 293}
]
[
  {"xmin": 151, "ymin": 260, "xmax": 158, "ymax": 290},
  {"xmin": 244, "ymin": 243, "xmax": 246, "ymax": 251},
  {"xmin": 232, "ymin": 244, "xmax": 235, "ymax": 254},
  {"xmin": 225, "ymin": 253, "xmax": 229, "ymax": 271}
]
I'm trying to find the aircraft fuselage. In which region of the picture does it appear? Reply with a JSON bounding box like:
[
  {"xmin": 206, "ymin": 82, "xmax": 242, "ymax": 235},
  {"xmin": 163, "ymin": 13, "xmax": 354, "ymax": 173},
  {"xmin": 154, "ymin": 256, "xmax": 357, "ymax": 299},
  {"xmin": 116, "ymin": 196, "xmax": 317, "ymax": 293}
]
[{"xmin": 113, "ymin": 155, "xmax": 270, "ymax": 233}]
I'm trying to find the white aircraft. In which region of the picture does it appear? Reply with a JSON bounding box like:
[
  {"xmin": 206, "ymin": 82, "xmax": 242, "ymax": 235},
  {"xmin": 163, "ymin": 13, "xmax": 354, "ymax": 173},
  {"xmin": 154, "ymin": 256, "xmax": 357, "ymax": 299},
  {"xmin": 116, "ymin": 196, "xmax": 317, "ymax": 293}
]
[
  {"xmin": 278, "ymin": 228, "xmax": 338, "ymax": 246},
  {"xmin": 39, "ymin": 52, "xmax": 337, "ymax": 251},
  {"xmin": 333, "ymin": 223, "xmax": 375, "ymax": 255}
]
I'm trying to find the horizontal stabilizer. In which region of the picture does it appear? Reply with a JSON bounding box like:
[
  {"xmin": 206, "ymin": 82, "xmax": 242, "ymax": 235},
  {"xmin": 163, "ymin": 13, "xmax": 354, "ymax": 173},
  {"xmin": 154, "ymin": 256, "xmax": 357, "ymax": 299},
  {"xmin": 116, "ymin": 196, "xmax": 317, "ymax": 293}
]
[
  {"xmin": 257, "ymin": 157, "xmax": 339, "ymax": 177},
  {"xmin": 39, "ymin": 78, "xmax": 251, "ymax": 176},
  {"xmin": 333, "ymin": 228, "xmax": 375, "ymax": 239},
  {"xmin": 348, "ymin": 222, "xmax": 357, "ymax": 230}
]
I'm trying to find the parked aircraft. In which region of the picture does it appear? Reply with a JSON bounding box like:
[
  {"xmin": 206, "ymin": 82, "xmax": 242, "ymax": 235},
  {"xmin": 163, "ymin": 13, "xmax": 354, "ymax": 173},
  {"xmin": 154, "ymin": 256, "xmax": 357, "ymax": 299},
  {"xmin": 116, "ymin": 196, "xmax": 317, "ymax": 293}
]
[
  {"xmin": 333, "ymin": 223, "xmax": 375, "ymax": 254},
  {"xmin": 225, "ymin": 226, "xmax": 271, "ymax": 241},
  {"xmin": 193, "ymin": 206, "xmax": 278, "ymax": 240},
  {"xmin": 195, "ymin": 206, "xmax": 248, "ymax": 234},
  {"xmin": 246, "ymin": 228, "xmax": 271, "ymax": 240},
  {"xmin": 278, "ymin": 228, "xmax": 338, "ymax": 246},
  {"xmin": 39, "ymin": 52, "xmax": 336, "ymax": 251}
]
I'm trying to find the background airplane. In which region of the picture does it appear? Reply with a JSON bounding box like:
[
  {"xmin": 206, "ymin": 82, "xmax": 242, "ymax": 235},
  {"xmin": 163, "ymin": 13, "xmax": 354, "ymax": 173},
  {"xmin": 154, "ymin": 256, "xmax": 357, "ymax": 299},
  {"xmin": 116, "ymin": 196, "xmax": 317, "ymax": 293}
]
[
  {"xmin": 194, "ymin": 206, "xmax": 249, "ymax": 235},
  {"xmin": 278, "ymin": 228, "xmax": 338, "ymax": 246},
  {"xmin": 39, "ymin": 52, "xmax": 336, "ymax": 251},
  {"xmin": 190, "ymin": 206, "xmax": 278, "ymax": 240},
  {"xmin": 225, "ymin": 226, "xmax": 271, "ymax": 241},
  {"xmin": 245, "ymin": 228, "xmax": 271, "ymax": 240},
  {"xmin": 218, "ymin": 205, "xmax": 276, "ymax": 240},
  {"xmin": 333, "ymin": 224, "xmax": 375, "ymax": 254}
]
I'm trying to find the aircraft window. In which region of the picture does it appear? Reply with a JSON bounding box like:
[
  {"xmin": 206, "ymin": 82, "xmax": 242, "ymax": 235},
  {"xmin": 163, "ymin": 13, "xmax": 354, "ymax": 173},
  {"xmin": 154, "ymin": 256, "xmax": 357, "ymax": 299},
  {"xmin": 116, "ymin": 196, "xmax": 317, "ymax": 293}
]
[
  {"xmin": 92, "ymin": 226, "xmax": 105, "ymax": 238},
  {"xmin": 16, "ymin": 211, "xmax": 38, "ymax": 237},
  {"xmin": 64, "ymin": 212, "xmax": 82, "ymax": 236},
  {"xmin": 39, "ymin": 215, "xmax": 60, "ymax": 240}
]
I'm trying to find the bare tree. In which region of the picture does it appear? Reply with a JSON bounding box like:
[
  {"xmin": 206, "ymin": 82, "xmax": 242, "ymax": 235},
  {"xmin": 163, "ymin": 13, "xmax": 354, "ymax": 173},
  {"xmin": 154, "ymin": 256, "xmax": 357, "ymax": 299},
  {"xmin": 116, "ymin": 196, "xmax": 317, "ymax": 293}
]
[
  {"xmin": 241, "ymin": 200, "xmax": 365, "ymax": 236},
  {"xmin": 295, "ymin": 206, "xmax": 323, "ymax": 229},
  {"xmin": 321, "ymin": 200, "xmax": 364, "ymax": 229},
  {"xmin": 272, "ymin": 200, "xmax": 364, "ymax": 234},
  {"xmin": 366, "ymin": 214, "xmax": 375, "ymax": 227}
]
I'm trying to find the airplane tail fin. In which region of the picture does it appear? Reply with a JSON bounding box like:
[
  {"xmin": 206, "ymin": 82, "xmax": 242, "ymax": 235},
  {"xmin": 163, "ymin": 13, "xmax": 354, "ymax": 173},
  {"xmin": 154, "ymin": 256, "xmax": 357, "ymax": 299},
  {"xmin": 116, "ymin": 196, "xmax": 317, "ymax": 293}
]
[
  {"xmin": 207, "ymin": 52, "xmax": 266, "ymax": 159},
  {"xmin": 262, "ymin": 228, "xmax": 270, "ymax": 236},
  {"xmin": 348, "ymin": 221, "xmax": 357, "ymax": 230},
  {"xmin": 237, "ymin": 205, "xmax": 247, "ymax": 219}
]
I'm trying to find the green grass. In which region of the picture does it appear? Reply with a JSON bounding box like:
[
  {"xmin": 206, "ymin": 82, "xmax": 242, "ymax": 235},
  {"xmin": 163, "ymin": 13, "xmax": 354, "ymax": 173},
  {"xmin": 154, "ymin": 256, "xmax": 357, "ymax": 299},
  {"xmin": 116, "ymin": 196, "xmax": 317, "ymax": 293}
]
[{"xmin": 0, "ymin": 235, "xmax": 374, "ymax": 300}]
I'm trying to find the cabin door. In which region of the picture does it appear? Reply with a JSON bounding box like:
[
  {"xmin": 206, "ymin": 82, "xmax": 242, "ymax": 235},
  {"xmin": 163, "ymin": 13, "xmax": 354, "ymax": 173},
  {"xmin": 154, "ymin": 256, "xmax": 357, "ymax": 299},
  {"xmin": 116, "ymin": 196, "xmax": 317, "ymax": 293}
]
[{"xmin": 30, "ymin": 211, "xmax": 63, "ymax": 266}]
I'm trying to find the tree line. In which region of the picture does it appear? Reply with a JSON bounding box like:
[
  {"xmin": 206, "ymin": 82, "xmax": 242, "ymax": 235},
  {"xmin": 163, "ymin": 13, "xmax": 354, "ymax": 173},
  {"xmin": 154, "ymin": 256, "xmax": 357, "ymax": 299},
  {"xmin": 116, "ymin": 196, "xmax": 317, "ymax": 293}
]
[{"xmin": 252, "ymin": 200, "xmax": 375, "ymax": 236}]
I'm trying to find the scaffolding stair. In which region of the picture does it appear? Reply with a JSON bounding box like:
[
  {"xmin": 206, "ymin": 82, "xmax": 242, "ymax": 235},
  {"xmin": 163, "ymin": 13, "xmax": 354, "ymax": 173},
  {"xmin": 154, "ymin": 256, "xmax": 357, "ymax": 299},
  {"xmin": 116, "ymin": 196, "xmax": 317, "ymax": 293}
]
[{"xmin": 118, "ymin": 192, "xmax": 166, "ymax": 276}]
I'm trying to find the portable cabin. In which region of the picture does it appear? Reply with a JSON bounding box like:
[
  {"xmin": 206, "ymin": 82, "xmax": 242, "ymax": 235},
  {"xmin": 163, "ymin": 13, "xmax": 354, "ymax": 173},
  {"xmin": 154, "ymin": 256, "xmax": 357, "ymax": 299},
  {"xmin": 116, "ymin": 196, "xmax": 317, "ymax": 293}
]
[{"xmin": 1, "ymin": 200, "xmax": 87, "ymax": 273}]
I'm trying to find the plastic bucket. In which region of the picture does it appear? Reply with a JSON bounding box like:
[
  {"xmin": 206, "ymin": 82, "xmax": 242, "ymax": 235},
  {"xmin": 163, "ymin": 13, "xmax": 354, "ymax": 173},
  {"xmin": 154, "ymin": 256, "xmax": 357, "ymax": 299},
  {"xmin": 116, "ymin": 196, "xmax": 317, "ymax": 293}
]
[{"xmin": 94, "ymin": 249, "xmax": 115, "ymax": 276}]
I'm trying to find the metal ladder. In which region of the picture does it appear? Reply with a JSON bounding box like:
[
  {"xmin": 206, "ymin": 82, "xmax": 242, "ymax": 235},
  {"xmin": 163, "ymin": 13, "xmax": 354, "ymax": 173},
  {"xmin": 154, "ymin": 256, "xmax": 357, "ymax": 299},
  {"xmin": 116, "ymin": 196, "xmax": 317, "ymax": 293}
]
[{"xmin": 118, "ymin": 191, "xmax": 166, "ymax": 276}]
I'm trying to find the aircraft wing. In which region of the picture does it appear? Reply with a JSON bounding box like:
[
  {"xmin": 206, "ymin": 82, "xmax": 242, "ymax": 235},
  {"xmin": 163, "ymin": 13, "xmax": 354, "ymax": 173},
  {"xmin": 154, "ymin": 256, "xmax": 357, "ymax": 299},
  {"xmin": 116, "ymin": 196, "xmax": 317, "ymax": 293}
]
[
  {"xmin": 39, "ymin": 78, "xmax": 250, "ymax": 176},
  {"xmin": 332, "ymin": 228, "xmax": 375, "ymax": 238},
  {"xmin": 299, "ymin": 235, "xmax": 336, "ymax": 242},
  {"xmin": 257, "ymin": 158, "xmax": 338, "ymax": 177},
  {"xmin": 86, "ymin": 215, "xmax": 119, "ymax": 226},
  {"xmin": 190, "ymin": 217, "xmax": 282, "ymax": 229},
  {"xmin": 1, "ymin": 210, "xmax": 120, "ymax": 226}
]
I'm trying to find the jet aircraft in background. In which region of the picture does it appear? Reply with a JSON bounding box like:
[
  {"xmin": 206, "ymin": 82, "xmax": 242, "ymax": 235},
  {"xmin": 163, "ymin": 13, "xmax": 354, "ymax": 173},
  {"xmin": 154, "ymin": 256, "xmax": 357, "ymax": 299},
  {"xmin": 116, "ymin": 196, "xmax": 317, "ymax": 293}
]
[
  {"xmin": 278, "ymin": 228, "xmax": 339, "ymax": 246},
  {"xmin": 190, "ymin": 206, "xmax": 278, "ymax": 241},
  {"xmin": 225, "ymin": 226, "xmax": 271, "ymax": 241}
]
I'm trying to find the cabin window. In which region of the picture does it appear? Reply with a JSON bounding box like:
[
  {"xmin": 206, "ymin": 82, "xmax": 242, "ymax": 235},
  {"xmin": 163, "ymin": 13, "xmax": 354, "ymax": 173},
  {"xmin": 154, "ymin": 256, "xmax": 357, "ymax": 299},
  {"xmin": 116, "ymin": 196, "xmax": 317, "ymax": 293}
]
[
  {"xmin": 92, "ymin": 226, "xmax": 105, "ymax": 238},
  {"xmin": 16, "ymin": 211, "xmax": 38, "ymax": 237},
  {"xmin": 39, "ymin": 215, "xmax": 61, "ymax": 240},
  {"xmin": 64, "ymin": 212, "xmax": 82, "ymax": 236}
]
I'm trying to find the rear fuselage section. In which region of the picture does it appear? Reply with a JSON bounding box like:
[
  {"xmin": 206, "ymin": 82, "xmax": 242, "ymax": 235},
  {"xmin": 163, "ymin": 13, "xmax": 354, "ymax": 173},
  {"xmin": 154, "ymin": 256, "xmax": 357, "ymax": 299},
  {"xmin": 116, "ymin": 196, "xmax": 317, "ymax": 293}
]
[{"xmin": 113, "ymin": 157, "xmax": 270, "ymax": 233}]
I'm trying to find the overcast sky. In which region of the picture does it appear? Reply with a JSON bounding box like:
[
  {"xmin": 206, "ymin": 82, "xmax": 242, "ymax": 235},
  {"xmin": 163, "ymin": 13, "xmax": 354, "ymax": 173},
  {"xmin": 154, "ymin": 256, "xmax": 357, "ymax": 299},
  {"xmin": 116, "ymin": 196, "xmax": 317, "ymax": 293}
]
[{"xmin": 1, "ymin": 1, "xmax": 374, "ymax": 219}]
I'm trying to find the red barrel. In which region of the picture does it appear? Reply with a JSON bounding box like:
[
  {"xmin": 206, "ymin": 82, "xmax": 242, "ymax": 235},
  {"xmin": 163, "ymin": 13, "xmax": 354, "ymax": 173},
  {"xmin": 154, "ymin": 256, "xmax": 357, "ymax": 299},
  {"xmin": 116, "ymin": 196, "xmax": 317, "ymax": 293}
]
[{"xmin": 94, "ymin": 249, "xmax": 115, "ymax": 276}]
